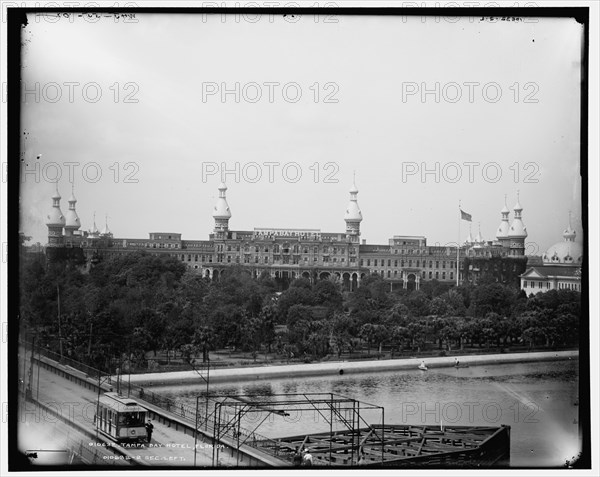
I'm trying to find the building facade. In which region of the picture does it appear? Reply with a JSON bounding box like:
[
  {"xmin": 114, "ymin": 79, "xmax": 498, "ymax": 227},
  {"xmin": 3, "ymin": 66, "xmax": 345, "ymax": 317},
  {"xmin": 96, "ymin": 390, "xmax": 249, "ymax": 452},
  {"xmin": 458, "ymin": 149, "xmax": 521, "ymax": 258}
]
[
  {"xmin": 520, "ymin": 216, "xmax": 583, "ymax": 294},
  {"xmin": 44, "ymin": 182, "xmax": 530, "ymax": 290}
]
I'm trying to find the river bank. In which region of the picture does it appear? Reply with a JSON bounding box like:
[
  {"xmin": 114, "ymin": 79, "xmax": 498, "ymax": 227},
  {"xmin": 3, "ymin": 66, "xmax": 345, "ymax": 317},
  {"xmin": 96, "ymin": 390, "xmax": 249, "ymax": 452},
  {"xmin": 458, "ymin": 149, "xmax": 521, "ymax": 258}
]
[{"xmin": 127, "ymin": 350, "xmax": 579, "ymax": 385}]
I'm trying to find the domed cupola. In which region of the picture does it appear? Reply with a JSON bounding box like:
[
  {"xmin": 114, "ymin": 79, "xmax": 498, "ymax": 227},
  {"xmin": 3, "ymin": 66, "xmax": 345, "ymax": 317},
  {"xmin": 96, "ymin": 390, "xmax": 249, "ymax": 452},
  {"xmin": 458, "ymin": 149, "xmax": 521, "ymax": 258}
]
[
  {"xmin": 507, "ymin": 192, "xmax": 527, "ymax": 256},
  {"xmin": 64, "ymin": 183, "xmax": 81, "ymax": 236},
  {"xmin": 213, "ymin": 183, "xmax": 232, "ymax": 219},
  {"xmin": 46, "ymin": 186, "xmax": 66, "ymax": 227},
  {"xmin": 46, "ymin": 184, "xmax": 65, "ymax": 247},
  {"xmin": 496, "ymin": 195, "xmax": 510, "ymax": 246},
  {"xmin": 542, "ymin": 213, "xmax": 583, "ymax": 265},
  {"xmin": 508, "ymin": 194, "xmax": 528, "ymax": 239},
  {"xmin": 344, "ymin": 175, "xmax": 363, "ymax": 242},
  {"xmin": 213, "ymin": 182, "xmax": 232, "ymax": 238}
]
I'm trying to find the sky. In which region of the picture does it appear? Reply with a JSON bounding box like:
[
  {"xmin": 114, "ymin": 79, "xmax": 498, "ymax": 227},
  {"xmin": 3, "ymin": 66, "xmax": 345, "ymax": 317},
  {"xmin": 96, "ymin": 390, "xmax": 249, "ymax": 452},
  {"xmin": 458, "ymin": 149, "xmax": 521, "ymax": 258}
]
[{"xmin": 18, "ymin": 12, "xmax": 585, "ymax": 255}]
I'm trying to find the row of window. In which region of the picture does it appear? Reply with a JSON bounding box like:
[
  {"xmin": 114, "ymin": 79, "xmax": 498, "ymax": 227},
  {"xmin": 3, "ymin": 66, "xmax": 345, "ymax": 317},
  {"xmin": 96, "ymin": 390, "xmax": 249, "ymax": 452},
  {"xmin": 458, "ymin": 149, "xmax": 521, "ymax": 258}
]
[
  {"xmin": 362, "ymin": 259, "xmax": 455, "ymax": 269},
  {"xmin": 179, "ymin": 253, "xmax": 457, "ymax": 269},
  {"xmin": 523, "ymin": 281, "xmax": 550, "ymax": 290},
  {"xmin": 523, "ymin": 280, "xmax": 581, "ymax": 291},
  {"xmin": 127, "ymin": 242, "xmax": 180, "ymax": 249},
  {"xmin": 216, "ymin": 244, "xmax": 357, "ymax": 254},
  {"xmin": 182, "ymin": 254, "xmax": 212, "ymax": 263},
  {"xmin": 219, "ymin": 255, "xmax": 358, "ymax": 264},
  {"xmin": 372, "ymin": 270, "xmax": 455, "ymax": 280},
  {"xmin": 559, "ymin": 282, "xmax": 580, "ymax": 291},
  {"xmin": 180, "ymin": 253, "xmax": 363, "ymax": 265}
]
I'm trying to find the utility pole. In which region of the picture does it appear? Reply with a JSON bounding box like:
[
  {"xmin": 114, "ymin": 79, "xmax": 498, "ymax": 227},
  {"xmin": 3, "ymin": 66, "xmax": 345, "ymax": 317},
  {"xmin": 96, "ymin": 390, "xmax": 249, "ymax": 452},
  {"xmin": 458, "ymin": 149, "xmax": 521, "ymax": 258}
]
[{"xmin": 57, "ymin": 284, "xmax": 63, "ymax": 360}]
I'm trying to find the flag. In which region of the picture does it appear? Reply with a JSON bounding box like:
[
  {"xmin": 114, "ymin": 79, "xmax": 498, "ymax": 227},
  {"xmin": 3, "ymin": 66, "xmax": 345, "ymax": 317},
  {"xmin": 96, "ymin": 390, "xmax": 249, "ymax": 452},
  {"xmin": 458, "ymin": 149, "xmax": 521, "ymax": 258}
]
[{"xmin": 460, "ymin": 209, "xmax": 472, "ymax": 222}]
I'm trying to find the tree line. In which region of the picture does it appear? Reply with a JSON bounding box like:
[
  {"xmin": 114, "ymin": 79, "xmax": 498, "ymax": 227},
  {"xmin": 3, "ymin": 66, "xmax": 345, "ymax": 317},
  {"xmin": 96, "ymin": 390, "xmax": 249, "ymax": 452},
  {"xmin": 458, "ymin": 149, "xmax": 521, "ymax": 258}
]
[{"xmin": 19, "ymin": 250, "xmax": 581, "ymax": 370}]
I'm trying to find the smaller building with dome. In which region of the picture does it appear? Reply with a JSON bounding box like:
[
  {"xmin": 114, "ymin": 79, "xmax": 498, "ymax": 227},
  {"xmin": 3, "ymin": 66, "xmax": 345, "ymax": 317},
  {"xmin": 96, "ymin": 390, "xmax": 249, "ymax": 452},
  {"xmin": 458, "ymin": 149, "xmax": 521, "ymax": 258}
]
[{"xmin": 519, "ymin": 215, "xmax": 582, "ymax": 294}]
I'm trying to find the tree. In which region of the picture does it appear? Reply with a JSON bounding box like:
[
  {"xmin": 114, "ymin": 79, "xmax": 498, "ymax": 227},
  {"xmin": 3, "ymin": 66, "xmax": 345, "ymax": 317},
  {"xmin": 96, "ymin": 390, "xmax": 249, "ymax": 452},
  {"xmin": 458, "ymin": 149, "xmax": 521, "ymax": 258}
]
[
  {"xmin": 403, "ymin": 291, "xmax": 431, "ymax": 317},
  {"xmin": 407, "ymin": 319, "xmax": 429, "ymax": 353},
  {"xmin": 192, "ymin": 326, "xmax": 215, "ymax": 363},
  {"xmin": 469, "ymin": 283, "xmax": 516, "ymax": 318},
  {"xmin": 329, "ymin": 313, "xmax": 355, "ymax": 358},
  {"xmin": 314, "ymin": 279, "xmax": 343, "ymax": 309},
  {"xmin": 277, "ymin": 287, "xmax": 315, "ymax": 320},
  {"xmin": 516, "ymin": 311, "xmax": 543, "ymax": 349}
]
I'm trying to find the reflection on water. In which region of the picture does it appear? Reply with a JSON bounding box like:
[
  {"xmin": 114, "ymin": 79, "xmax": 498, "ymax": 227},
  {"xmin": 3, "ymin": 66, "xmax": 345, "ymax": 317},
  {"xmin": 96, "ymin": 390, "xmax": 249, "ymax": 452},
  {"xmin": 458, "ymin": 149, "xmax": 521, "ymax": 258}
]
[
  {"xmin": 148, "ymin": 359, "xmax": 580, "ymax": 468},
  {"xmin": 242, "ymin": 383, "xmax": 274, "ymax": 397}
]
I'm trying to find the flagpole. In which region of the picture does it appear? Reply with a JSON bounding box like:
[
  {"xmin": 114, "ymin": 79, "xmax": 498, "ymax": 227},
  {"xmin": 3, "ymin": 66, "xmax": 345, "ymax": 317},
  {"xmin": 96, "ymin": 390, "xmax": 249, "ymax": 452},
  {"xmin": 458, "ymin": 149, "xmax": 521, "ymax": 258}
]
[{"xmin": 457, "ymin": 201, "xmax": 460, "ymax": 287}]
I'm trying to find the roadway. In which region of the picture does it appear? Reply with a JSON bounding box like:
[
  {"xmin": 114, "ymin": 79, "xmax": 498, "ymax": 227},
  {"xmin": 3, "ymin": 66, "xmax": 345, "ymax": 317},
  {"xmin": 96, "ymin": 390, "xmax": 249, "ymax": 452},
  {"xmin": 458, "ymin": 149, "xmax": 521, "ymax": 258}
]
[{"xmin": 17, "ymin": 348, "xmax": 236, "ymax": 467}]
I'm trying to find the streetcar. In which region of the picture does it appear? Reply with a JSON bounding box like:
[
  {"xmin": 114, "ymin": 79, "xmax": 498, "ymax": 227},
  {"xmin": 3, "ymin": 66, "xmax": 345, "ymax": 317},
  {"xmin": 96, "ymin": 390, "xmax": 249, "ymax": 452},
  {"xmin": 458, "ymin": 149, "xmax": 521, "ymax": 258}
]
[{"xmin": 95, "ymin": 392, "xmax": 148, "ymax": 443}]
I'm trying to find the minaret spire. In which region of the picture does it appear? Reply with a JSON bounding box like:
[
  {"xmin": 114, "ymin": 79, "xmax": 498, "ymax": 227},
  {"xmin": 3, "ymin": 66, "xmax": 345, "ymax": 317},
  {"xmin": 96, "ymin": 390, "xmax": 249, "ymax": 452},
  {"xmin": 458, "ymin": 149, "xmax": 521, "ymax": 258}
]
[
  {"xmin": 344, "ymin": 174, "xmax": 362, "ymax": 242},
  {"xmin": 465, "ymin": 222, "xmax": 473, "ymax": 244},
  {"xmin": 89, "ymin": 211, "xmax": 100, "ymax": 238},
  {"xmin": 475, "ymin": 221, "xmax": 484, "ymax": 244},
  {"xmin": 563, "ymin": 210, "xmax": 576, "ymax": 242},
  {"xmin": 64, "ymin": 179, "xmax": 81, "ymax": 236},
  {"xmin": 212, "ymin": 182, "xmax": 232, "ymax": 239},
  {"xmin": 101, "ymin": 214, "xmax": 112, "ymax": 237},
  {"xmin": 496, "ymin": 194, "xmax": 511, "ymax": 246},
  {"xmin": 46, "ymin": 182, "xmax": 65, "ymax": 247},
  {"xmin": 508, "ymin": 191, "xmax": 527, "ymax": 255}
]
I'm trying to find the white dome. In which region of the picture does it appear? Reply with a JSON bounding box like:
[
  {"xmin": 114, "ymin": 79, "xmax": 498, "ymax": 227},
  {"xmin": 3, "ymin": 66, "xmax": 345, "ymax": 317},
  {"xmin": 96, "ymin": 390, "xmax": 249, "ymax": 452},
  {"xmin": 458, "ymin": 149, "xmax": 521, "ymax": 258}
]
[
  {"xmin": 543, "ymin": 241, "xmax": 583, "ymax": 265},
  {"xmin": 344, "ymin": 202, "xmax": 362, "ymax": 222},
  {"xmin": 508, "ymin": 196, "xmax": 527, "ymax": 238},
  {"xmin": 508, "ymin": 220, "xmax": 527, "ymax": 238},
  {"xmin": 212, "ymin": 183, "xmax": 232, "ymax": 219},
  {"xmin": 46, "ymin": 208, "xmax": 65, "ymax": 226},
  {"xmin": 344, "ymin": 180, "xmax": 362, "ymax": 222},
  {"xmin": 213, "ymin": 199, "xmax": 231, "ymax": 218},
  {"xmin": 496, "ymin": 221, "xmax": 509, "ymax": 238},
  {"xmin": 65, "ymin": 209, "xmax": 80, "ymax": 228}
]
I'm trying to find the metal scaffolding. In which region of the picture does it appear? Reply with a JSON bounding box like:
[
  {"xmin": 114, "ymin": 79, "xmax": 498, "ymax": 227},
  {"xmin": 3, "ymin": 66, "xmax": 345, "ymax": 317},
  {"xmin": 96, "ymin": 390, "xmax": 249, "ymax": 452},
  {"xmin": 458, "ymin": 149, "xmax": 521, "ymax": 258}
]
[{"xmin": 207, "ymin": 393, "xmax": 385, "ymax": 467}]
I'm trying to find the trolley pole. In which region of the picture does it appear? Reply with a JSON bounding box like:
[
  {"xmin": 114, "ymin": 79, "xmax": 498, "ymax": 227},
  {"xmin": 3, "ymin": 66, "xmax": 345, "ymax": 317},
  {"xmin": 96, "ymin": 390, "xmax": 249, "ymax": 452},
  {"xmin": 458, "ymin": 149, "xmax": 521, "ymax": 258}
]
[
  {"xmin": 36, "ymin": 338, "xmax": 41, "ymax": 402},
  {"xmin": 211, "ymin": 402, "xmax": 219, "ymax": 467},
  {"xmin": 236, "ymin": 404, "xmax": 241, "ymax": 466},
  {"xmin": 194, "ymin": 396, "xmax": 199, "ymax": 467},
  {"xmin": 329, "ymin": 393, "xmax": 333, "ymax": 466},
  {"xmin": 204, "ymin": 357, "xmax": 210, "ymax": 430},
  {"xmin": 96, "ymin": 371, "xmax": 101, "ymax": 439},
  {"xmin": 381, "ymin": 407, "xmax": 385, "ymax": 464}
]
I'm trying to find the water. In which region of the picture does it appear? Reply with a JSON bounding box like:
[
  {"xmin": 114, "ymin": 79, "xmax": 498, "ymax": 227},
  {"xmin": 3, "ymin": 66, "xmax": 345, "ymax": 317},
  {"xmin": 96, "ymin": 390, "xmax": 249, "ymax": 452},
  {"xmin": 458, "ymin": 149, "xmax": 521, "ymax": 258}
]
[{"xmin": 148, "ymin": 359, "xmax": 581, "ymax": 467}]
